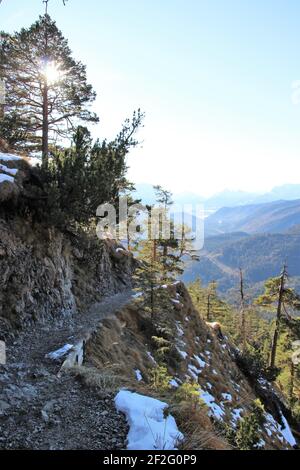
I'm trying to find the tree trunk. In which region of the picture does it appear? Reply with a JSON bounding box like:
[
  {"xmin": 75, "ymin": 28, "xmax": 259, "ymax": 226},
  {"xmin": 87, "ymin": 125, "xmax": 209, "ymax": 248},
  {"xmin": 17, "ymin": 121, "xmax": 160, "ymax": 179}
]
[
  {"xmin": 289, "ymin": 360, "xmax": 295, "ymax": 405},
  {"xmin": 207, "ymin": 293, "xmax": 211, "ymax": 321},
  {"xmin": 239, "ymin": 268, "xmax": 246, "ymax": 351},
  {"xmin": 269, "ymin": 266, "xmax": 286, "ymax": 369},
  {"xmin": 42, "ymin": 81, "xmax": 49, "ymax": 168}
]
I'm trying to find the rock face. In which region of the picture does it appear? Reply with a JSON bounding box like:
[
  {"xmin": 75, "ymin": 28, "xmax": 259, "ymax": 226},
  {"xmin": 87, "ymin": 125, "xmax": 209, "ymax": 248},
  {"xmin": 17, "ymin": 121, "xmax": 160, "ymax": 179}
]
[
  {"xmin": 0, "ymin": 216, "xmax": 135, "ymax": 338},
  {"xmin": 0, "ymin": 152, "xmax": 34, "ymax": 204}
]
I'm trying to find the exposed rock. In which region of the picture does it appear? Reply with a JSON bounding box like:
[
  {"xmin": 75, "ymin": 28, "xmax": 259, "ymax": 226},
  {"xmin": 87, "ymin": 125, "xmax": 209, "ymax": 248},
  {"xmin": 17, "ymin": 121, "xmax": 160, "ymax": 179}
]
[{"xmin": 0, "ymin": 216, "xmax": 135, "ymax": 338}]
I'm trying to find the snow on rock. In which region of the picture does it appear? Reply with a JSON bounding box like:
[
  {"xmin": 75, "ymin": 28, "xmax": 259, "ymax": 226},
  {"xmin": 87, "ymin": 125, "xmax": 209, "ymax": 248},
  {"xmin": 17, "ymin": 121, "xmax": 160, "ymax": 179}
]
[
  {"xmin": 0, "ymin": 151, "xmax": 39, "ymax": 166},
  {"xmin": 199, "ymin": 390, "xmax": 225, "ymax": 420},
  {"xmin": 0, "ymin": 164, "xmax": 18, "ymax": 176},
  {"xmin": 116, "ymin": 247, "xmax": 125, "ymax": 253},
  {"xmin": 134, "ymin": 369, "xmax": 143, "ymax": 381},
  {"xmin": 0, "ymin": 152, "xmax": 23, "ymax": 162},
  {"xmin": 212, "ymin": 369, "xmax": 218, "ymax": 375},
  {"xmin": 176, "ymin": 347, "xmax": 188, "ymax": 360},
  {"xmin": 45, "ymin": 344, "xmax": 73, "ymax": 360},
  {"xmin": 0, "ymin": 174, "xmax": 14, "ymax": 184},
  {"xmin": 115, "ymin": 390, "xmax": 183, "ymax": 450}
]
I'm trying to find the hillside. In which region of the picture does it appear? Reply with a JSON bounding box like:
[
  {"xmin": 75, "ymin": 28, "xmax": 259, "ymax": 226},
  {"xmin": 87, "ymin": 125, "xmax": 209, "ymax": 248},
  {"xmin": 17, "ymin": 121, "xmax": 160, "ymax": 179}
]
[
  {"xmin": 205, "ymin": 199, "xmax": 300, "ymax": 235},
  {"xmin": 1, "ymin": 275, "xmax": 298, "ymax": 450},
  {"xmin": 134, "ymin": 184, "xmax": 300, "ymax": 212},
  {"xmin": 1, "ymin": 150, "xmax": 300, "ymax": 451},
  {"xmin": 182, "ymin": 232, "xmax": 300, "ymax": 293}
]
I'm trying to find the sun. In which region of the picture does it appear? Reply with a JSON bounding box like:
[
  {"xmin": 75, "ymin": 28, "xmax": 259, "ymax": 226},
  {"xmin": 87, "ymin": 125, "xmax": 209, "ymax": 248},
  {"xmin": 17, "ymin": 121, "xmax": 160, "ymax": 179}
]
[{"xmin": 42, "ymin": 61, "xmax": 63, "ymax": 85}]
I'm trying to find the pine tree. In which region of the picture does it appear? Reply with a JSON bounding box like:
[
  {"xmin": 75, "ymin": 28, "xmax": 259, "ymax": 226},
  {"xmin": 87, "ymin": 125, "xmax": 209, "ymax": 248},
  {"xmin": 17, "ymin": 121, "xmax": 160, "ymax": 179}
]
[
  {"xmin": 44, "ymin": 109, "xmax": 143, "ymax": 227},
  {"xmin": 0, "ymin": 14, "xmax": 98, "ymax": 163},
  {"xmin": 255, "ymin": 266, "xmax": 300, "ymax": 369}
]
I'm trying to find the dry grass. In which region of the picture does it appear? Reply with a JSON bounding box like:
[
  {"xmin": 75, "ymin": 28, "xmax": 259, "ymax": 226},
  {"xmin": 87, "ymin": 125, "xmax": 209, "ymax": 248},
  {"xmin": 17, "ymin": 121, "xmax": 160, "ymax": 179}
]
[
  {"xmin": 70, "ymin": 365, "xmax": 130, "ymax": 393},
  {"xmin": 171, "ymin": 401, "xmax": 232, "ymax": 450}
]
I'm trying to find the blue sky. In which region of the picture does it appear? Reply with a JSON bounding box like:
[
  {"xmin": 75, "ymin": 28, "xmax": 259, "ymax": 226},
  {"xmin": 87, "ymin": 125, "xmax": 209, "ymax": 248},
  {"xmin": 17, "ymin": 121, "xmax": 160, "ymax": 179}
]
[{"xmin": 2, "ymin": 0, "xmax": 300, "ymax": 196}]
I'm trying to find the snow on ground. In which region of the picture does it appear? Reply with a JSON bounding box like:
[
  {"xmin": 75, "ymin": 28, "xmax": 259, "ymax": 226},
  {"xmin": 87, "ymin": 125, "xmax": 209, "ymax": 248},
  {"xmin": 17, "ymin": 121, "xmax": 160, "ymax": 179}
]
[
  {"xmin": 169, "ymin": 379, "xmax": 179, "ymax": 388},
  {"xmin": 176, "ymin": 347, "xmax": 188, "ymax": 360},
  {"xmin": 199, "ymin": 390, "xmax": 225, "ymax": 420},
  {"xmin": 146, "ymin": 351, "xmax": 157, "ymax": 364},
  {"xmin": 280, "ymin": 413, "xmax": 296, "ymax": 447},
  {"xmin": 221, "ymin": 393, "xmax": 232, "ymax": 402},
  {"xmin": 188, "ymin": 364, "xmax": 202, "ymax": 381},
  {"xmin": 132, "ymin": 292, "xmax": 143, "ymax": 298},
  {"xmin": 115, "ymin": 390, "xmax": 183, "ymax": 450},
  {"xmin": 193, "ymin": 354, "xmax": 206, "ymax": 368},
  {"xmin": 206, "ymin": 382, "xmax": 213, "ymax": 390},
  {"xmin": 45, "ymin": 343, "xmax": 73, "ymax": 360},
  {"xmin": 231, "ymin": 408, "xmax": 244, "ymax": 426},
  {"xmin": 116, "ymin": 247, "xmax": 125, "ymax": 253},
  {"xmin": 134, "ymin": 369, "xmax": 143, "ymax": 382},
  {"xmin": 212, "ymin": 369, "xmax": 218, "ymax": 375},
  {"xmin": 175, "ymin": 321, "xmax": 184, "ymax": 337},
  {"xmin": 265, "ymin": 412, "xmax": 296, "ymax": 447}
]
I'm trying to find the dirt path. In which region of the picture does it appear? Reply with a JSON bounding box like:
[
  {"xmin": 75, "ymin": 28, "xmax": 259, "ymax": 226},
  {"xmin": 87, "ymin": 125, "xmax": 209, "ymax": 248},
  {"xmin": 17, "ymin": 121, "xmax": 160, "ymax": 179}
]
[{"xmin": 0, "ymin": 290, "xmax": 133, "ymax": 450}]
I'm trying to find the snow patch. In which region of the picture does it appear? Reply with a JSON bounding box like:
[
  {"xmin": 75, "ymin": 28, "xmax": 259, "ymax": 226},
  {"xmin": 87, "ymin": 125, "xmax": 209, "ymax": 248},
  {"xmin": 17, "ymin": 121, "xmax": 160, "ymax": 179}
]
[
  {"xmin": 221, "ymin": 393, "xmax": 232, "ymax": 402},
  {"xmin": 199, "ymin": 390, "xmax": 225, "ymax": 420},
  {"xmin": 147, "ymin": 351, "xmax": 157, "ymax": 364},
  {"xmin": 46, "ymin": 344, "xmax": 73, "ymax": 360},
  {"xmin": 135, "ymin": 369, "xmax": 143, "ymax": 382},
  {"xmin": 193, "ymin": 354, "xmax": 206, "ymax": 368},
  {"xmin": 115, "ymin": 390, "xmax": 183, "ymax": 450},
  {"xmin": 188, "ymin": 364, "xmax": 201, "ymax": 381},
  {"xmin": 169, "ymin": 379, "xmax": 179, "ymax": 388},
  {"xmin": 279, "ymin": 413, "xmax": 296, "ymax": 447},
  {"xmin": 175, "ymin": 322, "xmax": 184, "ymax": 337},
  {"xmin": 0, "ymin": 152, "xmax": 23, "ymax": 162},
  {"xmin": 231, "ymin": 408, "xmax": 244, "ymax": 426},
  {"xmin": 176, "ymin": 347, "xmax": 188, "ymax": 360},
  {"xmin": 0, "ymin": 174, "xmax": 14, "ymax": 184},
  {"xmin": 0, "ymin": 164, "xmax": 18, "ymax": 176}
]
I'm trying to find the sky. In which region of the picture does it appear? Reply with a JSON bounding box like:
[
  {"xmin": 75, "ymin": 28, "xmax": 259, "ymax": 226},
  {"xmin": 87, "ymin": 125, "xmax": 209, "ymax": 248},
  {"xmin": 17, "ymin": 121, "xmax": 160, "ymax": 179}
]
[{"xmin": 1, "ymin": 0, "xmax": 300, "ymax": 197}]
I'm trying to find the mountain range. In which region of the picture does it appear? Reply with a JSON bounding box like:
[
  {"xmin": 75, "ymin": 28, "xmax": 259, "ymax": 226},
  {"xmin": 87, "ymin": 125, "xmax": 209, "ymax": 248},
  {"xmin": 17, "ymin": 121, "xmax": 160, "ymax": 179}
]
[
  {"xmin": 204, "ymin": 199, "xmax": 300, "ymax": 235},
  {"xmin": 134, "ymin": 183, "xmax": 300, "ymax": 211}
]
